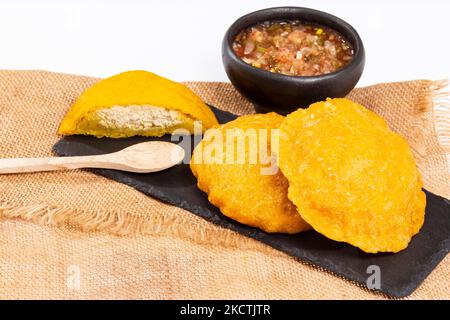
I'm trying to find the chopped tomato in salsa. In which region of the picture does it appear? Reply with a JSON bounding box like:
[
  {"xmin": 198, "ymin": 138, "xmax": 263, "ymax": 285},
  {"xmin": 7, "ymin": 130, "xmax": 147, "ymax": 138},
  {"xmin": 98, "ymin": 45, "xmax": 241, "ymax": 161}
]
[{"xmin": 232, "ymin": 20, "xmax": 354, "ymax": 76}]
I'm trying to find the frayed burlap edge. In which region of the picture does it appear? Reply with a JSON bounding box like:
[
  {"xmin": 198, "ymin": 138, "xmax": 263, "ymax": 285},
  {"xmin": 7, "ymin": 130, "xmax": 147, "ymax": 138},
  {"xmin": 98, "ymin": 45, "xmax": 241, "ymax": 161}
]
[
  {"xmin": 431, "ymin": 79, "xmax": 450, "ymax": 150},
  {"xmin": 0, "ymin": 198, "xmax": 267, "ymax": 251}
]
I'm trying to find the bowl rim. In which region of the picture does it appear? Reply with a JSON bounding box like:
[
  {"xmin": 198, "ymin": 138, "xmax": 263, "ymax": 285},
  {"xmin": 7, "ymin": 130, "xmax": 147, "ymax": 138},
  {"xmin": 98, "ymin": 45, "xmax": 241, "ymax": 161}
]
[{"xmin": 223, "ymin": 6, "xmax": 365, "ymax": 82}]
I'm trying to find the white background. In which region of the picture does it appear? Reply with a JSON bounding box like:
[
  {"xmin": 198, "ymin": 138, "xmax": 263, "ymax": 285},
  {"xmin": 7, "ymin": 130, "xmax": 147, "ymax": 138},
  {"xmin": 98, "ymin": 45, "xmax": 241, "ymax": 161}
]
[{"xmin": 0, "ymin": 0, "xmax": 449, "ymax": 86}]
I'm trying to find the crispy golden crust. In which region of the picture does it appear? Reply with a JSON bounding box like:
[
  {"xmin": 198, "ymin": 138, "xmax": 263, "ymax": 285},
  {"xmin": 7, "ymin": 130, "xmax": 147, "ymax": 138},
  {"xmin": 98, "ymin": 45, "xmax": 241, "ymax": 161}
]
[
  {"xmin": 278, "ymin": 98, "xmax": 426, "ymax": 253},
  {"xmin": 191, "ymin": 113, "xmax": 310, "ymax": 234},
  {"xmin": 58, "ymin": 70, "xmax": 218, "ymax": 137}
]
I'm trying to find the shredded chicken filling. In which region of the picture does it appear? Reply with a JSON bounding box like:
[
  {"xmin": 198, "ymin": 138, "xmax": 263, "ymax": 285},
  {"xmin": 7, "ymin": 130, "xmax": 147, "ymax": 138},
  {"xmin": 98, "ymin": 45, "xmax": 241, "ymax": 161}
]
[{"xmin": 95, "ymin": 105, "xmax": 185, "ymax": 130}]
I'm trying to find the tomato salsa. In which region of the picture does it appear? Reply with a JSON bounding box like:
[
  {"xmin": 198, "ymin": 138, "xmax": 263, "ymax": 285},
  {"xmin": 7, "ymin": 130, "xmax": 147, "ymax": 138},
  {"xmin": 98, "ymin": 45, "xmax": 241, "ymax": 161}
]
[{"xmin": 232, "ymin": 20, "xmax": 354, "ymax": 76}]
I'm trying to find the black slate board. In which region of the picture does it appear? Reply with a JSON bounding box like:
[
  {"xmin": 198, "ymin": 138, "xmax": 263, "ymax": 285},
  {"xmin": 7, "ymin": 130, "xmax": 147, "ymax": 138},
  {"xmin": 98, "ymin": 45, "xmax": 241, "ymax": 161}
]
[{"xmin": 53, "ymin": 106, "xmax": 450, "ymax": 298}]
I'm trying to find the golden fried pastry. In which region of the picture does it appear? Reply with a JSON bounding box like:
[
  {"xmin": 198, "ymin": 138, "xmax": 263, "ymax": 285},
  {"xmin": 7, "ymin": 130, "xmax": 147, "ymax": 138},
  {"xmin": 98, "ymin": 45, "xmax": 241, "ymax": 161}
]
[
  {"xmin": 59, "ymin": 70, "xmax": 218, "ymax": 138},
  {"xmin": 278, "ymin": 98, "xmax": 426, "ymax": 253},
  {"xmin": 191, "ymin": 113, "xmax": 310, "ymax": 234}
]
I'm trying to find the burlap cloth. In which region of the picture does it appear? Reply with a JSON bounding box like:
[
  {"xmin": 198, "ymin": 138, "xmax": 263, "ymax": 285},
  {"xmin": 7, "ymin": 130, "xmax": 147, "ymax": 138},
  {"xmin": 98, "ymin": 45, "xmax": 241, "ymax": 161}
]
[{"xmin": 0, "ymin": 70, "xmax": 448, "ymax": 299}]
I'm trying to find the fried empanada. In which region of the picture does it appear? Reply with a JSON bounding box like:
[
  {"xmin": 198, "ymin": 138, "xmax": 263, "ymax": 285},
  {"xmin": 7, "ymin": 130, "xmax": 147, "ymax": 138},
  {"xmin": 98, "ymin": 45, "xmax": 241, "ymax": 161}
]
[
  {"xmin": 59, "ymin": 70, "xmax": 218, "ymax": 138},
  {"xmin": 278, "ymin": 98, "xmax": 426, "ymax": 253},
  {"xmin": 191, "ymin": 113, "xmax": 310, "ymax": 234}
]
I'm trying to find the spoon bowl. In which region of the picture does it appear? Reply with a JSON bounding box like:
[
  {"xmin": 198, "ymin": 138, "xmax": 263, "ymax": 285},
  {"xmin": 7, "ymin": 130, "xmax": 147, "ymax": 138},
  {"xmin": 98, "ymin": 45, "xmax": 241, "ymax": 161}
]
[{"xmin": 111, "ymin": 141, "xmax": 186, "ymax": 173}]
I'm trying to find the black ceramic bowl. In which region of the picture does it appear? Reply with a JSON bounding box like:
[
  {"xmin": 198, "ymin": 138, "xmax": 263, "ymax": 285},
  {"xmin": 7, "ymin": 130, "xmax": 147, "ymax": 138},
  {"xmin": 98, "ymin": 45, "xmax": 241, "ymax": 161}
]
[{"xmin": 222, "ymin": 7, "xmax": 365, "ymax": 114}]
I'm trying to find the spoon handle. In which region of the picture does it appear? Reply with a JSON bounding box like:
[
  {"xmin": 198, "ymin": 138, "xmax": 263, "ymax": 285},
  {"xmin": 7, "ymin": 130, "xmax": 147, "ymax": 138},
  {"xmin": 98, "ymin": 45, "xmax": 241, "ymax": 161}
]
[{"xmin": 0, "ymin": 154, "xmax": 115, "ymax": 174}]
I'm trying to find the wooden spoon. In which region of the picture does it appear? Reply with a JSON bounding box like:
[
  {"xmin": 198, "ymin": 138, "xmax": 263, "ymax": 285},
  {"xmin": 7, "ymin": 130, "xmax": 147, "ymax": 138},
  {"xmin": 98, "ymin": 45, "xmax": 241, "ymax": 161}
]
[{"xmin": 0, "ymin": 141, "xmax": 185, "ymax": 174}]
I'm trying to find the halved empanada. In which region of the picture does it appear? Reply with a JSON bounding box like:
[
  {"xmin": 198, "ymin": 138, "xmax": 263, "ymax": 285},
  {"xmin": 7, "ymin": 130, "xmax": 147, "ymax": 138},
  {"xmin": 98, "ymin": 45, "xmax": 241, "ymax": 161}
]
[{"xmin": 58, "ymin": 70, "xmax": 218, "ymax": 138}]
